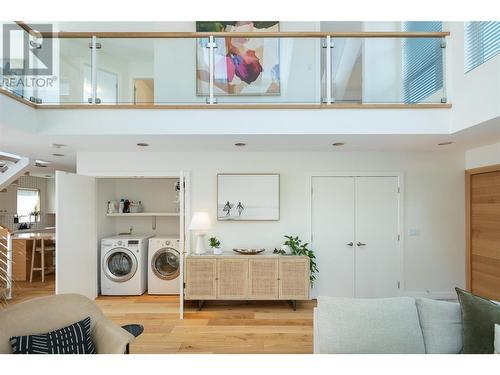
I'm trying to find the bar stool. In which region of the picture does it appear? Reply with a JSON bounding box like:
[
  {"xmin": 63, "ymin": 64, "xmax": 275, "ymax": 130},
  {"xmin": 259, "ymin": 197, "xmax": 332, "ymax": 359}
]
[{"xmin": 30, "ymin": 238, "xmax": 56, "ymax": 282}]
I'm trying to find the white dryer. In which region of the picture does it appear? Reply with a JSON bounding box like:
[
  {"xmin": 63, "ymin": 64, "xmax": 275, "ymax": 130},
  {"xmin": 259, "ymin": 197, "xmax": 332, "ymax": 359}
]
[
  {"xmin": 101, "ymin": 234, "xmax": 154, "ymax": 296},
  {"xmin": 148, "ymin": 237, "xmax": 181, "ymax": 295}
]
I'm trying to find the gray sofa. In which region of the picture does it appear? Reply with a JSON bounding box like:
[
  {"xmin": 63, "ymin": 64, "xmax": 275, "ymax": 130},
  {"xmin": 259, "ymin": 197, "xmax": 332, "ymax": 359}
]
[{"xmin": 313, "ymin": 296, "xmax": 463, "ymax": 354}]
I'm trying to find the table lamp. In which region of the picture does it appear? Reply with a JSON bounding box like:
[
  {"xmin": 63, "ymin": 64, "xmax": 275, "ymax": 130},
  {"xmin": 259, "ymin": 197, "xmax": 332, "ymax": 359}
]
[{"xmin": 189, "ymin": 212, "xmax": 211, "ymax": 255}]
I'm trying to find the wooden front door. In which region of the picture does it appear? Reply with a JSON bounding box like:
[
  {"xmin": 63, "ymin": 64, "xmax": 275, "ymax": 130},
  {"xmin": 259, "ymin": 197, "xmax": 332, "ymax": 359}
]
[{"xmin": 469, "ymin": 169, "xmax": 500, "ymax": 300}]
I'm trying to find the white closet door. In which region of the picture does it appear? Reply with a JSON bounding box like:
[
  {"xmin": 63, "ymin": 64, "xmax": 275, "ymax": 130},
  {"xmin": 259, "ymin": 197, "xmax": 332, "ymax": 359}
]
[
  {"xmin": 311, "ymin": 177, "xmax": 355, "ymax": 298},
  {"xmin": 56, "ymin": 171, "xmax": 97, "ymax": 299},
  {"xmin": 355, "ymin": 177, "xmax": 400, "ymax": 298}
]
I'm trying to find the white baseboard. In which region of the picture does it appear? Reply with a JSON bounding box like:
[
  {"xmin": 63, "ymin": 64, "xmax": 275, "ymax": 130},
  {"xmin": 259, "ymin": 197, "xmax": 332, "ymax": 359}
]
[{"xmin": 402, "ymin": 291, "xmax": 457, "ymax": 300}]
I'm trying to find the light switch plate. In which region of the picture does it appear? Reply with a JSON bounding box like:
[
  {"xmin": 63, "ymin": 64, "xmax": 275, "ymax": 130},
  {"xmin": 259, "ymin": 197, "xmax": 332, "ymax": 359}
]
[{"xmin": 408, "ymin": 228, "xmax": 420, "ymax": 236}]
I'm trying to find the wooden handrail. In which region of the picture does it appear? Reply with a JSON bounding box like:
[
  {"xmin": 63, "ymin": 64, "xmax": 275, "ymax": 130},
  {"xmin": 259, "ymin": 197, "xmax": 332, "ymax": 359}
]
[
  {"xmin": 36, "ymin": 31, "xmax": 451, "ymax": 39},
  {"xmin": 0, "ymin": 88, "xmax": 37, "ymax": 109},
  {"xmin": 33, "ymin": 103, "xmax": 452, "ymax": 110},
  {"xmin": 0, "ymin": 87, "xmax": 452, "ymax": 110},
  {"xmin": 12, "ymin": 24, "xmax": 450, "ymax": 39}
]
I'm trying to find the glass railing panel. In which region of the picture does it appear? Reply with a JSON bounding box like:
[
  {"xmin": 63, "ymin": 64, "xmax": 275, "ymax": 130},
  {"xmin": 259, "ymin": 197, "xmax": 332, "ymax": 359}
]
[
  {"xmin": 0, "ymin": 22, "xmax": 33, "ymax": 100},
  {"xmin": 331, "ymin": 37, "xmax": 445, "ymax": 104},
  {"xmin": 36, "ymin": 38, "xmax": 92, "ymax": 104},
  {"xmin": 1, "ymin": 31, "xmax": 448, "ymax": 107},
  {"xmin": 210, "ymin": 37, "xmax": 322, "ymax": 104},
  {"xmin": 94, "ymin": 38, "xmax": 206, "ymax": 105}
]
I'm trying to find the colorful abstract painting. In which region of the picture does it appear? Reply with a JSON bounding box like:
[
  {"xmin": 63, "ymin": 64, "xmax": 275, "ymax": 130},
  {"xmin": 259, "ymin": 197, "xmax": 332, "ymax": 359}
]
[{"xmin": 196, "ymin": 21, "xmax": 280, "ymax": 96}]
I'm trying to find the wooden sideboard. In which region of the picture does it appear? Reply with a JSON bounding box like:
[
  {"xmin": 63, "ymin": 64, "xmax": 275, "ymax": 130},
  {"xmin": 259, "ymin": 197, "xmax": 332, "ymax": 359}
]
[{"xmin": 184, "ymin": 253, "xmax": 310, "ymax": 309}]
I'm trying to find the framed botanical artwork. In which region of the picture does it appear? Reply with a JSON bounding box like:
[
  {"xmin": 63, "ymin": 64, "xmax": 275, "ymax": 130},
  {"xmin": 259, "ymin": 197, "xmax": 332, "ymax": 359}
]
[
  {"xmin": 196, "ymin": 21, "xmax": 280, "ymax": 96},
  {"xmin": 217, "ymin": 173, "xmax": 280, "ymax": 221}
]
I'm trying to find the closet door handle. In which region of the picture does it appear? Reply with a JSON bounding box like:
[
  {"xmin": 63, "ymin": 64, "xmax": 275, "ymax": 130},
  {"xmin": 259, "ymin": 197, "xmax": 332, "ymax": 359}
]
[
  {"xmin": 347, "ymin": 242, "xmax": 354, "ymax": 247},
  {"xmin": 357, "ymin": 242, "xmax": 366, "ymax": 247}
]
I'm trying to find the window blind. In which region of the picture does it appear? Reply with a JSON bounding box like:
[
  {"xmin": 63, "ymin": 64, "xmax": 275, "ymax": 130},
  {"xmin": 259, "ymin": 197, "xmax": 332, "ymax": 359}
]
[
  {"xmin": 465, "ymin": 21, "xmax": 500, "ymax": 73},
  {"xmin": 402, "ymin": 22, "xmax": 443, "ymax": 103}
]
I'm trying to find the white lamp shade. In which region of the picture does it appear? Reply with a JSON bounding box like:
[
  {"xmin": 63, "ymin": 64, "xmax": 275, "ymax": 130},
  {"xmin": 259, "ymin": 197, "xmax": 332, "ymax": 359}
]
[{"xmin": 189, "ymin": 212, "xmax": 211, "ymax": 231}]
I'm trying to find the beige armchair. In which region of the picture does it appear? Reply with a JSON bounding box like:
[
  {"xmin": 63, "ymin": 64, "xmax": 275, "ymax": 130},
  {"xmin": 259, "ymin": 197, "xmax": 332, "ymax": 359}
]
[{"xmin": 0, "ymin": 294, "xmax": 134, "ymax": 354}]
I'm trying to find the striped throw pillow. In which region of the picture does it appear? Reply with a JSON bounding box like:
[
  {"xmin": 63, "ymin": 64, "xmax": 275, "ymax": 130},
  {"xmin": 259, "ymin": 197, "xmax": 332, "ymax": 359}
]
[{"xmin": 9, "ymin": 316, "xmax": 96, "ymax": 354}]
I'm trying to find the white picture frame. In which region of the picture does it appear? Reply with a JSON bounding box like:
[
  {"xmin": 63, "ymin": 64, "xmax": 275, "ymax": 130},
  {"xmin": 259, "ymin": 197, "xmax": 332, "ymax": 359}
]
[{"xmin": 217, "ymin": 174, "xmax": 280, "ymax": 221}]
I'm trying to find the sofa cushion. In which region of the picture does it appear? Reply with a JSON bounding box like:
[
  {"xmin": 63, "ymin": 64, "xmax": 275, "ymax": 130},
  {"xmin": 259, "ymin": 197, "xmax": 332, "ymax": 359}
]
[
  {"xmin": 415, "ymin": 298, "xmax": 463, "ymax": 353},
  {"xmin": 456, "ymin": 288, "xmax": 500, "ymax": 354},
  {"xmin": 316, "ymin": 296, "xmax": 425, "ymax": 354},
  {"xmin": 9, "ymin": 316, "xmax": 96, "ymax": 354}
]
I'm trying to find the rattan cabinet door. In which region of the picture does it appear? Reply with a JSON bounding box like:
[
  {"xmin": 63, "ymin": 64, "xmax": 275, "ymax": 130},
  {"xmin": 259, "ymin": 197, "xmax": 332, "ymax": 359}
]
[
  {"xmin": 185, "ymin": 258, "xmax": 217, "ymax": 300},
  {"xmin": 216, "ymin": 258, "xmax": 249, "ymax": 299},
  {"xmin": 248, "ymin": 258, "xmax": 279, "ymax": 300},
  {"xmin": 278, "ymin": 257, "xmax": 310, "ymax": 300}
]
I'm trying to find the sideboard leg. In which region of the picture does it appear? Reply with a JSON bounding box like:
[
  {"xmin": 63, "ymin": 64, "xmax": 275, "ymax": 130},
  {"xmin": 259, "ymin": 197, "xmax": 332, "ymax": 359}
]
[
  {"xmin": 197, "ymin": 300, "xmax": 205, "ymax": 311},
  {"xmin": 289, "ymin": 300, "xmax": 297, "ymax": 311}
]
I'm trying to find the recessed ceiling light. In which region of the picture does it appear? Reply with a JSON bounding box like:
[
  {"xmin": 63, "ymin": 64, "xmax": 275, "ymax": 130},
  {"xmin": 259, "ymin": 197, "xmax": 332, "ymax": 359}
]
[
  {"xmin": 234, "ymin": 143, "xmax": 247, "ymax": 147},
  {"xmin": 437, "ymin": 141, "xmax": 453, "ymax": 146},
  {"xmin": 51, "ymin": 143, "xmax": 66, "ymax": 149},
  {"xmin": 52, "ymin": 153, "xmax": 65, "ymax": 157},
  {"xmin": 137, "ymin": 143, "xmax": 149, "ymax": 147},
  {"xmin": 332, "ymin": 142, "xmax": 345, "ymax": 147}
]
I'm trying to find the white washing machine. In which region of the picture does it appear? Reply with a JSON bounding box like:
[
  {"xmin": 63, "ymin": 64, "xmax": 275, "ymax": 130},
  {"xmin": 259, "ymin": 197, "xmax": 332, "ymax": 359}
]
[
  {"xmin": 101, "ymin": 234, "xmax": 154, "ymax": 296},
  {"xmin": 148, "ymin": 237, "xmax": 181, "ymax": 295}
]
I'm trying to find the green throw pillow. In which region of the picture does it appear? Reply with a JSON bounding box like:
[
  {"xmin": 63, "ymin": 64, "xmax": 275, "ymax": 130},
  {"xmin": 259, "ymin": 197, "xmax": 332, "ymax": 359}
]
[{"xmin": 455, "ymin": 288, "xmax": 500, "ymax": 354}]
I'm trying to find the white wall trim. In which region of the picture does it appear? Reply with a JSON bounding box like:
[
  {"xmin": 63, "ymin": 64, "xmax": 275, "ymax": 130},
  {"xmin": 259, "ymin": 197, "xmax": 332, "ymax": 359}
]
[
  {"xmin": 77, "ymin": 170, "xmax": 182, "ymax": 178},
  {"xmin": 305, "ymin": 171, "xmax": 405, "ymax": 296}
]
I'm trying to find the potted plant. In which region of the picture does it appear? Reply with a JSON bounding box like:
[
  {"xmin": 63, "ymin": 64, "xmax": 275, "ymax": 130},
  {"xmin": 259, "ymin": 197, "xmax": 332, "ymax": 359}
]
[
  {"xmin": 274, "ymin": 235, "xmax": 318, "ymax": 286},
  {"xmin": 209, "ymin": 237, "xmax": 222, "ymax": 255}
]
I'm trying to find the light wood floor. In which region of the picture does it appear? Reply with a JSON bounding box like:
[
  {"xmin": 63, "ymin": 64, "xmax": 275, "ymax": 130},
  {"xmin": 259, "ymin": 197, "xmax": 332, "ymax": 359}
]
[{"xmin": 6, "ymin": 275, "xmax": 316, "ymax": 354}]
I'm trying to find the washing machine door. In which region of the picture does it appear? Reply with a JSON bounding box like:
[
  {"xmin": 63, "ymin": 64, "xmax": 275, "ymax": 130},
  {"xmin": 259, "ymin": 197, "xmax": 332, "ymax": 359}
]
[
  {"xmin": 151, "ymin": 247, "xmax": 180, "ymax": 280},
  {"xmin": 103, "ymin": 247, "xmax": 138, "ymax": 282}
]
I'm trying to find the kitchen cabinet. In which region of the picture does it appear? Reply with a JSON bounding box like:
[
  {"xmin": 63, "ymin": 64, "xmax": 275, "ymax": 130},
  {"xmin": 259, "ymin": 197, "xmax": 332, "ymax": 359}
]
[{"xmin": 11, "ymin": 232, "xmax": 56, "ymax": 281}]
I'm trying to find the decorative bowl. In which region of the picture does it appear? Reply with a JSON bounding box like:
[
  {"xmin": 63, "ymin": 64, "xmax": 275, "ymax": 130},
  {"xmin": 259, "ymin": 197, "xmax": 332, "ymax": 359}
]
[{"xmin": 232, "ymin": 248, "xmax": 266, "ymax": 255}]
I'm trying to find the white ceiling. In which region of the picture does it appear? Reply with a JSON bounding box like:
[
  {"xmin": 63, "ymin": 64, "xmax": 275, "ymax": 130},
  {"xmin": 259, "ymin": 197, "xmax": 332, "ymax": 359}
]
[{"xmin": 2, "ymin": 116, "xmax": 500, "ymax": 177}]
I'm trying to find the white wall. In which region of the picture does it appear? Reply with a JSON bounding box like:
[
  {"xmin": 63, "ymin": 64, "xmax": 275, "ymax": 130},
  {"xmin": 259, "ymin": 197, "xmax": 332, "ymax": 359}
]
[
  {"xmin": 447, "ymin": 22, "xmax": 500, "ymax": 133},
  {"xmin": 466, "ymin": 141, "xmax": 500, "ymax": 169},
  {"xmin": 0, "ymin": 93, "xmax": 37, "ymax": 134},
  {"xmin": 35, "ymin": 107, "xmax": 451, "ymax": 135},
  {"xmin": 78, "ymin": 150, "xmax": 466, "ymax": 298}
]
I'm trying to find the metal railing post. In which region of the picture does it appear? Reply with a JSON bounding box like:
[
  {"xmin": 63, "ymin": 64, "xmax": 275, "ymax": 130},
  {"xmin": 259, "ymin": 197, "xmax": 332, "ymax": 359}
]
[
  {"xmin": 441, "ymin": 37, "xmax": 447, "ymax": 103},
  {"xmin": 325, "ymin": 35, "xmax": 332, "ymax": 104},
  {"xmin": 6, "ymin": 232, "xmax": 12, "ymax": 299},
  {"xmin": 91, "ymin": 36, "xmax": 97, "ymax": 104},
  {"xmin": 207, "ymin": 35, "xmax": 216, "ymax": 104}
]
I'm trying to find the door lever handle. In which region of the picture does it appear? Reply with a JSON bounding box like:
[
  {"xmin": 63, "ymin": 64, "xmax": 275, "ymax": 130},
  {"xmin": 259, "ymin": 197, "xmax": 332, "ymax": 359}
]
[
  {"xmin": 357, "ymin": 242, "xmax": 366, "ymax": 247},
  {"xmin": 347, "ymin": 242, "xmax": 354, "ymax": 247}
]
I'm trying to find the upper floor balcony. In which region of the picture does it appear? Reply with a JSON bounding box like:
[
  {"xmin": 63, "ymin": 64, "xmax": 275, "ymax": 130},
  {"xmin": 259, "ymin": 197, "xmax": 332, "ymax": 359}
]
[{"xmin": 0, "ymin": 21, "xmax": 451, "ymax": 110}]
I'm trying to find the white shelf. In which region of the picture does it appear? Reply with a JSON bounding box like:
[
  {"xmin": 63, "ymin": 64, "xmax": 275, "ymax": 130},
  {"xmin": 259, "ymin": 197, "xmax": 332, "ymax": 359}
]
[{"xmin": 106, "ymin": 212, "xmax": 180, "ymax": 217}]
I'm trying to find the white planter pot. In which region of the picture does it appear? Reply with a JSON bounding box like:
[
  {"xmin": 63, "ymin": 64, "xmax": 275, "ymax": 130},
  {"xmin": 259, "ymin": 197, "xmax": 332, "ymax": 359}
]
[{"xmin": 213, "ymin": 247, "xmax": 223, "ymax": 255}]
